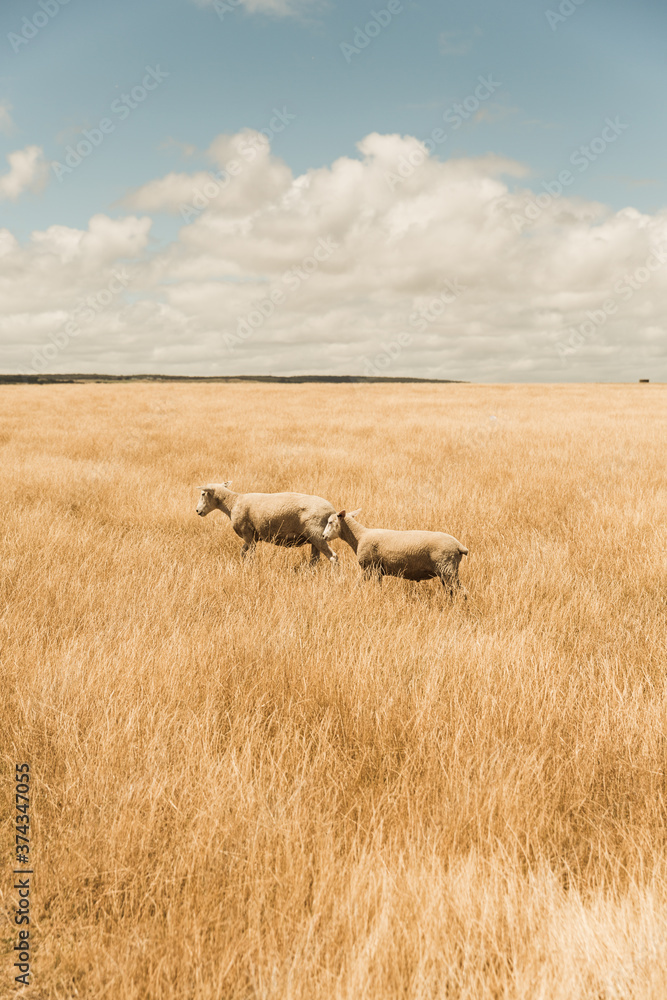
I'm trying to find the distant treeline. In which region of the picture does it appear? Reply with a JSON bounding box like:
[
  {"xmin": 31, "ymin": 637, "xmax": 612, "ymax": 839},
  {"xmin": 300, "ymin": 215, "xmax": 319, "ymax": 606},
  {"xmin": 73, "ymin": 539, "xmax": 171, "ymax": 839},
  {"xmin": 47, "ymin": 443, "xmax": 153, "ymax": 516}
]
[{"xmin": 0, "ymin": 374, "xmax": 466, "ymax": 385}]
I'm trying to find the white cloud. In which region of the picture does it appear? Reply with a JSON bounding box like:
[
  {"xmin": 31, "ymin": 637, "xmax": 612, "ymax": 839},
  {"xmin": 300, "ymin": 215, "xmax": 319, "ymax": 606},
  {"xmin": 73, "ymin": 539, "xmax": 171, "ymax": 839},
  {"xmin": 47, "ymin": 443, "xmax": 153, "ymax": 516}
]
[
  {"xmin": 159, "ymin": 136, "xmax": 198, "ymax": 158},
  {"xmin": 243, "ymin": 0, "xmax": 314, "ymax": 13},
  {"xmin": 473, "ymin": 103, "xmax": 519, "ymax": 124},
  {"xmin": 2, "ymin": 131, "xmax": 667, "ymax": 381},
  {"xmin": 193, "ymin": 0, "xmax": 320, "ymax": 18},
  {"xmin": 0, "ymin": 101, "xmax": 15, "ymax": 134},
  {"xmin": 0, "ymin": 145, "xmax": 49, "ymax": 201},
  {"xmin": 123, "ymin": 130, "xmax": 293, "ymax": 216}
]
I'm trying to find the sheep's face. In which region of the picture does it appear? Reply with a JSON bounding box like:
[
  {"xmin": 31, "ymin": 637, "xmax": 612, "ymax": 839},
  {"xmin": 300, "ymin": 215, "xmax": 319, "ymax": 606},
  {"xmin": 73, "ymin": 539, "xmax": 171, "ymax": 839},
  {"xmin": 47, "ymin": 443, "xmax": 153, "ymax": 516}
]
[
  {"xmin": 196, "ymin": 481, "xmax": 232, "ymax": 516},
  {"xmin": 323, "ymin": 512, "xmax": 341, "ymax": 541},
  {"xmin": 196, "ymin": 488, "xmax": 216, "ymax": 517}
]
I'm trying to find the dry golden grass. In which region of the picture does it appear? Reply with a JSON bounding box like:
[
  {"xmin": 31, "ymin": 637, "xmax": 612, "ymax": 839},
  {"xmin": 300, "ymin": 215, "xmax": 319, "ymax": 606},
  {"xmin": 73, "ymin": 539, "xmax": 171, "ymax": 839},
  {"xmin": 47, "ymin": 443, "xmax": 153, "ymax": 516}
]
[{"xmin": 1, "ymin": 381, "xmax": 667, "ymax": 999}]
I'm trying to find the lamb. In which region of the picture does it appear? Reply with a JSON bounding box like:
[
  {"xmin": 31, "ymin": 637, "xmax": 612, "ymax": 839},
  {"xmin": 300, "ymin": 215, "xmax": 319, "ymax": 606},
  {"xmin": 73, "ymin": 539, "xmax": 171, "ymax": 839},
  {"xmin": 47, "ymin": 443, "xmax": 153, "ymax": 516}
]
[
  {"xmin": 196, "ymin": 482, "xmax": 341, "ymax": 565},
  {"xmin": 323, "ymin": 508, "xmax": 468, "ymax": 596}
]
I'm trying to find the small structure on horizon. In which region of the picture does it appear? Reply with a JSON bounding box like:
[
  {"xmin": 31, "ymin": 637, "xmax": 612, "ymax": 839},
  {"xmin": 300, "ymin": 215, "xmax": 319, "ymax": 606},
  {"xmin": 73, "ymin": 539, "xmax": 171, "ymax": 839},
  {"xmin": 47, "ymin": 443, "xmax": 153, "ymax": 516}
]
[{"xmin": 639, "ymin": 378, "xmax": 649, "ymax": 383}]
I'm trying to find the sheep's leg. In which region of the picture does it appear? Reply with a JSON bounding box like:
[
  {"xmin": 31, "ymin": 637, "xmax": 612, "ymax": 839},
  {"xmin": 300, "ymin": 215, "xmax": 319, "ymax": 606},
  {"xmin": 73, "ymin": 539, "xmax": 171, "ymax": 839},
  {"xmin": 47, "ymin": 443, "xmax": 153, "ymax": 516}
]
[
  {"xmin": 311, "ymin": 540, "xmax": 338, "ymax": 566},
  {"xmin": 240, "ymin": 537, "xmax": 257, "ymax": 559},
  {"xmin": 361, "ymin": 564, "xmax": 382, "ymax": 585},
  {"xmin": 440, "ymin": 571, "xmax": 466, "ymax": 600},
  {"xmin": 292, "ymin": 544, "xmax": 320, "ymax": 573},
  {"xmin": 234, "ymin": 524, "xmax": 257, "ymax": 559},
  {"xmin": 454, "ymin": 567, "xmax": 468, "ymax": 600},
  {"xmin": 296, "ymin": 542, "xmax": 337, "ymax": 572}
]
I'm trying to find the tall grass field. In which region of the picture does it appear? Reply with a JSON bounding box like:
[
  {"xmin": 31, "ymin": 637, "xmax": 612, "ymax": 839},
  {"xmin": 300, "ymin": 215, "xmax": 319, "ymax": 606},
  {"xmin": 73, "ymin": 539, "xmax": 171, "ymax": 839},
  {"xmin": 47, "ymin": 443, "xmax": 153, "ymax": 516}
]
[{"xmin": 2, "ymin": 381, "xmax": 666, "ymax": 999}]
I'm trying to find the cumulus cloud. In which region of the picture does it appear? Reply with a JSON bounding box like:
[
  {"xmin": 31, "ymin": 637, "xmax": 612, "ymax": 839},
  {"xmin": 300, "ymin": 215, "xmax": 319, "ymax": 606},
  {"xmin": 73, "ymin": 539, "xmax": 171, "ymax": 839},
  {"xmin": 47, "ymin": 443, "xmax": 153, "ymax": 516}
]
[
  {"xmin": 123, "ymin": 130, "xmax": 293, "ymax": 216},
  {"xmin": 0, "ymin": 214, "xmax": 152, "ymax": 373},
  {"xmin": 0, "ymin": 145, "xmax": 49, "ymax": 201},
  {"xmin": 2, "ymin": 131, "xmax": 667, "ymax": 381}
]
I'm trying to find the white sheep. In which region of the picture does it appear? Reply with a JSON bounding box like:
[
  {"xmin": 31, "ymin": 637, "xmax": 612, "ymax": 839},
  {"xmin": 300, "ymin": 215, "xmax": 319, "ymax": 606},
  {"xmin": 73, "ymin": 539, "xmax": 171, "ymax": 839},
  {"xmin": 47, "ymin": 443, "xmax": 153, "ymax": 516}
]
[
  {"xmin": 196, "ymin": 482, "xmax": 341, "ymax": 565},
  {"xmin": 323, "ymin": 508, "xmax": 468, "ymax": 596}
]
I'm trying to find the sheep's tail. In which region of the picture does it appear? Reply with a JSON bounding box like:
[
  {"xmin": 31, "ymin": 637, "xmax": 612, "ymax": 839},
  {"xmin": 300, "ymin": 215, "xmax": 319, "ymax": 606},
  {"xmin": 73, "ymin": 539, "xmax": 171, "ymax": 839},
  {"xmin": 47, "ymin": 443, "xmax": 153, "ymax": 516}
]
[{"xmin": 459, "ymin": 545, "xmax": 469, "ymax": 556}]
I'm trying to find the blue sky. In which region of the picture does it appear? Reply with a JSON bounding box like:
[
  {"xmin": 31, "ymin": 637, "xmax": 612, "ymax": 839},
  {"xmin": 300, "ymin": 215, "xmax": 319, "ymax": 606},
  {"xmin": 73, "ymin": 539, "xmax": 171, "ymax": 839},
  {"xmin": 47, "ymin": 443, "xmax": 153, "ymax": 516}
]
[{"xmin": 1, "ymin": 0, "xmax": 666, "ymax": 380}]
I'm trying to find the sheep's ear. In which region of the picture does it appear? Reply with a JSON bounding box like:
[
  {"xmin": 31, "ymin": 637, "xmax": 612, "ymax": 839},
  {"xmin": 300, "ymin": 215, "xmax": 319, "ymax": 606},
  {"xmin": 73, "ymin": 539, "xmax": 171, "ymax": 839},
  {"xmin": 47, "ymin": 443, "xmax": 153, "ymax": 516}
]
[
  {"xmin": 349, "ymin": 508, "xmax": 362, "ymax": 518},
  {"xmin": 337, "ymin": 510, "xmax": 346, "ymax": 518}
]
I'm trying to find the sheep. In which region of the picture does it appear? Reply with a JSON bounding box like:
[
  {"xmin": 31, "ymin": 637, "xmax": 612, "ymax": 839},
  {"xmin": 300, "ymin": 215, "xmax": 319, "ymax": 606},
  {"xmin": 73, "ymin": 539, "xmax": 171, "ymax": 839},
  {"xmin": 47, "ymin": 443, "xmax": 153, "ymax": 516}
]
[
  {"xmin": 323, "ymin": 508, "xmax": 468, "ymax": 596},
  {"xmin": 196, "ymin": 482, "xmax": 341, "ymax": 565}
]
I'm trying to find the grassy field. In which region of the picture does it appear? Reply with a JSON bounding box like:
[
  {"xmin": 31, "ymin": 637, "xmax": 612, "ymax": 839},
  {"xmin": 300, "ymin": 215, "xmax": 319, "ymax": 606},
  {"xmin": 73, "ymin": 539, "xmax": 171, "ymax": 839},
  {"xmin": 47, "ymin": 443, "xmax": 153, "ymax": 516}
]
[{"xmin": 1, "ymin": 381, "xmax": 666, "ymax": 999}]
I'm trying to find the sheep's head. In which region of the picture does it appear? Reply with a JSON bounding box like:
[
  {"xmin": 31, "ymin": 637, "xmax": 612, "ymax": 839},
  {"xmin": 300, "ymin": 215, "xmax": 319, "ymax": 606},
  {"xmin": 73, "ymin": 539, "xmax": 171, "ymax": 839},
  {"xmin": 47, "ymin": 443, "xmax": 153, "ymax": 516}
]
[
  {"xmin": 196, "ymin": 488, "xmax": 215, "ymax": 517},
  {"xmin": 195, "ymin": 481, "xmax": 231, "ymax": 517},
  {"xmin": 323, "ymin": 511, "xmax": 341, "ymax": 541},
  {"xmin": 324, "ymin": 508, "xmax": 362, "ymax": 540}
]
